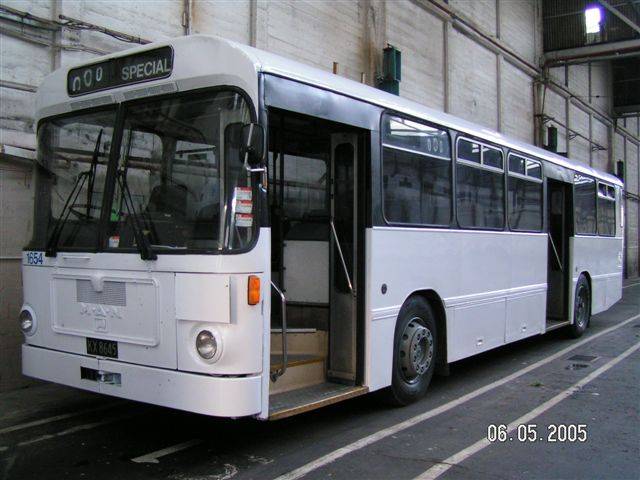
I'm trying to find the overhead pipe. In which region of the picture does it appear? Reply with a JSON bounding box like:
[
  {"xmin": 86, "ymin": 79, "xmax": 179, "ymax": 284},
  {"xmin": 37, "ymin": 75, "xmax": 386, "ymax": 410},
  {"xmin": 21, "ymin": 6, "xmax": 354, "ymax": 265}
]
[
  {"xmin": 182, "ymin": 0, "xmax": 192, "ymax": 36},
  {"xmin": 543, "ymin": 40, "xmax": 640, "ymax": 67},
  {"xmin": 0, "ymin": 5, "xmax": 150, "ymax": 45},
  {"xmin": 549, "ymin": 51, "xmax": 640, "ymax": 66}
]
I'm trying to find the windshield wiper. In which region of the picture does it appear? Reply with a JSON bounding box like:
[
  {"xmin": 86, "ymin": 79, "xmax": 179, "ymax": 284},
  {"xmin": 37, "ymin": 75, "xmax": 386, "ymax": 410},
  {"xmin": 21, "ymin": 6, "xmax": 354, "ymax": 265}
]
[
  {"xmin": 85, "ymin": 129, "xmax": 103, "ymax": 218},
  {"xmin": 45, "ymin": 171, "xmax": 90, "ymax": 257},
  {"xmin": 115, "ymin": 170, "xmax": 157, "ymax": 260},
  {"xmin": 46, "ymin": 129, "xmax": 104, "ymax": 257}
]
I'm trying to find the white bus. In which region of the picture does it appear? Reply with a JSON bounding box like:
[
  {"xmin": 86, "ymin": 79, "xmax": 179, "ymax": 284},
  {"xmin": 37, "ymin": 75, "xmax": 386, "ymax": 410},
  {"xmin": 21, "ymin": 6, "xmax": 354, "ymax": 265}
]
[{"xmin": 20, "ymin": 35, "xmax": 623, "ymax": 420}]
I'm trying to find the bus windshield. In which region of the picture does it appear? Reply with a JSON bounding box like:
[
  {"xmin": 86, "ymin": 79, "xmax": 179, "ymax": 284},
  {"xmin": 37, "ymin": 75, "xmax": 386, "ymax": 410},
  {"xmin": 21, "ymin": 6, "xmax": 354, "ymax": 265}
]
[{"xmin": 32, "ymin": 89, "xmax": 257, "ymax": 255}]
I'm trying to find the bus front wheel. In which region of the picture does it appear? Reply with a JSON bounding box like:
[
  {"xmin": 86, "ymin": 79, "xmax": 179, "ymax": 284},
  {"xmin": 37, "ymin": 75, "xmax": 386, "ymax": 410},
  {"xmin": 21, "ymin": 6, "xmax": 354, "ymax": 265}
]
[
  {"xmin": 386, "ymin": 296, "xmax": 437, "ymax": 406},
  {"xmin": 567, "ymin": 275, "xmax": 591, "ymax": 338}
]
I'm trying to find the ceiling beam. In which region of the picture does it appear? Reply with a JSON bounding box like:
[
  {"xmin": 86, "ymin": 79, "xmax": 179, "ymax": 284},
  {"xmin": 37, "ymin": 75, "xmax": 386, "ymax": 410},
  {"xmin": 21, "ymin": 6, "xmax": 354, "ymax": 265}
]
[
  {"xmin": 543, "ymin": 38, "xmax": 640, "ymax": 65},
  {"xmin": 614, "ymin": 104, "xmax": 640, "ymax": 115},
  {"xmin": 597, "ymin": 0, "xmax": 640, "ymax": 35}
]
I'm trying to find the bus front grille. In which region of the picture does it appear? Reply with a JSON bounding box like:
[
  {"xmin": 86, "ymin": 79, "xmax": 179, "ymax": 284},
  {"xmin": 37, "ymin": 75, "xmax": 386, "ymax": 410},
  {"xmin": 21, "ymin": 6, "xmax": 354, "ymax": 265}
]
[{"xmin": 76, "ymin": 280, "xmax": 127, "ymax": 306}]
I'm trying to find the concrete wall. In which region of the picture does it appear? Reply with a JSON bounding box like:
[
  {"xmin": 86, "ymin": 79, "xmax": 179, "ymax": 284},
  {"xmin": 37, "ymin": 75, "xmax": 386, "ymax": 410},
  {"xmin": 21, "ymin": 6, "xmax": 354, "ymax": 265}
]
[
  {"xmin": 0, "ymin": 160, "xmax": 35, "ymax": 391},
  {"xmin": 0, "ymin": 0, "xmax": 639, "ymax": 391}
]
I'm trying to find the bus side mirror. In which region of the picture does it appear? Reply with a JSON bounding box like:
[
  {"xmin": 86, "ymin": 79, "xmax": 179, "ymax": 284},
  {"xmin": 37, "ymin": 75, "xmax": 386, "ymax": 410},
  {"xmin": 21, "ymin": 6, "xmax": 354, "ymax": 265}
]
[{"xmin": 241, "ymin": 123, "xmax": 265, "ymax": 167}]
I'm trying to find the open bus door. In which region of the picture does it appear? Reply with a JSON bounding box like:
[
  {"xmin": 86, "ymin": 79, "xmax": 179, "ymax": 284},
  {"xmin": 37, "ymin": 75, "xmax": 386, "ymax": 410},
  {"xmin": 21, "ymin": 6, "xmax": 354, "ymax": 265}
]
[
  {"xmin": 546, "ymin": 178, "xmax": 573, "ymax": 327},
  {"xmin": 328, "ymin": 133, "xmax": 358, "ymax": 383},
  {"xmin": 266, "ymin": 110, "xmax": 367, "ymax": 419}
]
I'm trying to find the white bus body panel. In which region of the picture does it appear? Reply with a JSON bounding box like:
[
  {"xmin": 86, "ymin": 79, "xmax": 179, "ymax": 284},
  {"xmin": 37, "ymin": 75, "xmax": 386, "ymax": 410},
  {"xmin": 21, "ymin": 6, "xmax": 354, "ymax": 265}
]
[
  {"xmin": 570, "ymin": 236, "xmax": 623, "ymax": 316},
  {"xmin": 22, "ymin": 344, "xmax": 262, "ymax": 417},
  {"xmin": 366, "ymin": 227, "xmax": 547, "ymax": 392}
]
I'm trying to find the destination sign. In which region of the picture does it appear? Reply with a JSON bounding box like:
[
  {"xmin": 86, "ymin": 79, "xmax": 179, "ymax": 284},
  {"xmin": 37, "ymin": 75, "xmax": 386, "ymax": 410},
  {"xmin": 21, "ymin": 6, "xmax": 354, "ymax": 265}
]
[{"xmin": 67, "ymin": 46, "xmax": 173, "ymax": 97}]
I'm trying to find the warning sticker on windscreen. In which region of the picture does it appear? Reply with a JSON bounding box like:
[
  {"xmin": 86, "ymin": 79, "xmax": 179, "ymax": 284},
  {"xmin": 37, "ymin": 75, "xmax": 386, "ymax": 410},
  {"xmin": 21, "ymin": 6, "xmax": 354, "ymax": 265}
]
[
  {"xmin": 236, "ymin": 200, "xmax": 252, "ymax": 214},
  {"xmin": 236, "ymin": 213, "xmax": 253, "ymax": 227},
  {"xmin": 236, "ymin": 187, "xmax": 252, "ymax": 201}
]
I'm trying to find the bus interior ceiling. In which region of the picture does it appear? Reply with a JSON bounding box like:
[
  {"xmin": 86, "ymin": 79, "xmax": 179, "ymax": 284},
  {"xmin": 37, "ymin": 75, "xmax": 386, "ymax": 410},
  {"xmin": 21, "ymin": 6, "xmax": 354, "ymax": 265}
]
[{"xmin": 266, "ymin": 108, "xmax": 367, "ymax": 415}]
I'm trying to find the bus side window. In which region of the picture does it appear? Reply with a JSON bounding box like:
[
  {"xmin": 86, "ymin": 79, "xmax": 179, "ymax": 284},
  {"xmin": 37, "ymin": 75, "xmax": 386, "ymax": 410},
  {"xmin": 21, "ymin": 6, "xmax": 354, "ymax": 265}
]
[
  {"xmin": 507, "ymin": 154, "xmax": 543, "ymax": 232},
  {"xmin": 381, "ymin": 114, "xmax": 452, "ymax": 227},
  {"xmin": 597, "ymin": 182, "xmax": 616, "ymax": 237},
  {"xmin": 455, "ymin": 139, "xmax": 505, "ymax": 230},
  {"xmin": 574, "ymin": 174, "xmax": 596, "ymax": 235}
]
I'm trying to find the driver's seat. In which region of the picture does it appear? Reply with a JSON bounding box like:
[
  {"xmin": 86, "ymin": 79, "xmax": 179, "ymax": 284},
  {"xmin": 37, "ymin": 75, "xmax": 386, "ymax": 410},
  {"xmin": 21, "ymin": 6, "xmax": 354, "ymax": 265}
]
[{"xmin": 147, "ymin": 182, "xmax": 188, "ymax": 219}]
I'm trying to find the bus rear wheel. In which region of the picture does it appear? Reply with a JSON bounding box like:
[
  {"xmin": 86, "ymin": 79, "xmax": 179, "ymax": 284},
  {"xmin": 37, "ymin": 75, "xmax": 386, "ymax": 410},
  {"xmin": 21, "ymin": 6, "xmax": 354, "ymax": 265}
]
[
  {"xmin": 386, "ymin": 296, "xmax": 437, "ymax": 406},
  {"xmin": 567, "ymin": 275, "xmax": 590, "ymax": 338}
]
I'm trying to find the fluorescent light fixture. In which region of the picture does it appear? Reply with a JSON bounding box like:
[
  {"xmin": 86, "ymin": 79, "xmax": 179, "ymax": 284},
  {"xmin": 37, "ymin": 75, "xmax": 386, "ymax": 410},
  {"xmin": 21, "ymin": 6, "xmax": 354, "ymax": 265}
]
[{"xmin": 585, "ymin": 6, "xmax": 602, "ymax": 34}]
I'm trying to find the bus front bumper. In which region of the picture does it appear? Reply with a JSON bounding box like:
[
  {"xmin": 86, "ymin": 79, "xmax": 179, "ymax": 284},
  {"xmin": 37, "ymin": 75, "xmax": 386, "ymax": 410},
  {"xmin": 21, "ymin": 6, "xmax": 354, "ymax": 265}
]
[{"xmin": 22, "ymin": 344, "xmax": 263, "ymax": 418}]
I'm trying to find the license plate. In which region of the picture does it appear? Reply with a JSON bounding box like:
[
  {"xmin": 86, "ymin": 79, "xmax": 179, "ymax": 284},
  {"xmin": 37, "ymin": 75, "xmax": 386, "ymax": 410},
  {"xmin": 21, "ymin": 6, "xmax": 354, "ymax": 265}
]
[{"xmin": 86, "ymin": 337, "xmax": 118, "ymax": 358}]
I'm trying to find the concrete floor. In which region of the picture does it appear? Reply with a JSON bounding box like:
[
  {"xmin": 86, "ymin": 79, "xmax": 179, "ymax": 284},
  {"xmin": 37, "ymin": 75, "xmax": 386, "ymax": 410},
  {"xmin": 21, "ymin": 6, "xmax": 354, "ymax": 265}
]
[{"xmin": 1, "ymin": 282, "xmax": 638, "ymax": 480}]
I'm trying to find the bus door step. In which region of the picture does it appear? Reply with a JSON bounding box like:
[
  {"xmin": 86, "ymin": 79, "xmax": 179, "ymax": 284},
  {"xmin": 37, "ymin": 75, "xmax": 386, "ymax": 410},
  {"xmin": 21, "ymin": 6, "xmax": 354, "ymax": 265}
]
[{"xmin": 268, "ymin": 382, "xmax": 367, "ymax": 420}]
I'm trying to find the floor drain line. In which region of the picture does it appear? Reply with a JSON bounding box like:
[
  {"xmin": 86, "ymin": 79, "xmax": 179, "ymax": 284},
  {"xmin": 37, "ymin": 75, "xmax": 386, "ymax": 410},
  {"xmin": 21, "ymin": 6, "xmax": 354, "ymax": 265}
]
[{"xmin": 567, "ymin": 354, "xmax": 599, "ymax": 363}]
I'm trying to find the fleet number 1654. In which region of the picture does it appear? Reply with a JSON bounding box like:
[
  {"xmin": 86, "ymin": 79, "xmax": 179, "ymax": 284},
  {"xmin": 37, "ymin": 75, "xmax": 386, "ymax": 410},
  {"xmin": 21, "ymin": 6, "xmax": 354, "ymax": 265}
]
[{"xmin": 26, "ymin": 251, "xmax": 44, "ymax": 265}]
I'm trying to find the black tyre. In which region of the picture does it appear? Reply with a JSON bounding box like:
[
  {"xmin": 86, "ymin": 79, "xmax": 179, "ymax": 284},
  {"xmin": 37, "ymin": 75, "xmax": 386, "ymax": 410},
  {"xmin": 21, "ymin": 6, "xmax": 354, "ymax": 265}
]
[
  {"xmin": 567, "ymin": 275, "xmax": 590, "ymax": 338},
  {"xmin": 385, "ymin": 296, "xmax": 438, "ymax": 406}
]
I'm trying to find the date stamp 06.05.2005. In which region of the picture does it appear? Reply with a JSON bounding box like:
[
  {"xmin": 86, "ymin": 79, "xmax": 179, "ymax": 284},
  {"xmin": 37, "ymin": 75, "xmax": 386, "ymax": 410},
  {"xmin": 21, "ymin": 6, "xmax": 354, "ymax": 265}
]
[{"xmin": 487, "ymin": 424, "xmax": 588, "ymax": 443}]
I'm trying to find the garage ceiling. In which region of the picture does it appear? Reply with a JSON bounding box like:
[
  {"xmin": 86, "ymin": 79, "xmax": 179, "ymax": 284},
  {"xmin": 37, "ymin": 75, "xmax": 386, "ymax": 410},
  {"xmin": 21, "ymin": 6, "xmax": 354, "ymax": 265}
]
[{"xmin": 543, "ymin": 0, "xmax": 640, "ymax": 115}]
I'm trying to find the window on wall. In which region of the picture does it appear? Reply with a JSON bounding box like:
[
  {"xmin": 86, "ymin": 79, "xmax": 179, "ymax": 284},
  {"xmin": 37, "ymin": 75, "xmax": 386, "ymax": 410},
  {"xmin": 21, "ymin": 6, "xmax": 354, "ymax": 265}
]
[
  {"xmin": 508, "ymin": 154, "xmax": 543, "ymax": 232},
  {"xmin": 584, "ymin": 6, "xmax": 602, "ymax": 44},
  {"xmin": 597, "ymin": 182, "xmax": 616, "ymax": 237},
  {"xmin": 574, "ymin": 174, "xmax": 596, "ymax": 234},
  {"xmin": 382, "ymin": 114, "xmax": 452, "ymax": 226},
  {"xmin": 584, "ymin": 6, "xmax": 602, "ymax": 34},
  {"xmin": 456, "ymin": 138, "xmax": 504, "ymax": 229}
]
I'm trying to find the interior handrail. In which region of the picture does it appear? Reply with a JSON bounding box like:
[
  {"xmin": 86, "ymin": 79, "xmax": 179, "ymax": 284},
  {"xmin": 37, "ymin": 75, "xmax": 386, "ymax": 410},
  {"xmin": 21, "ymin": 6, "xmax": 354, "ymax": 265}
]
[
  {"xmin": 548, "ymin": 233, "xmax": 563, "ymax": 272},
  {"xmin": 270, "ymin": 281, "xmax": 287, "ymax": 381},
  {"xmin": 330, "ymin": 220, "xmax": 355, "ymax": 295}
]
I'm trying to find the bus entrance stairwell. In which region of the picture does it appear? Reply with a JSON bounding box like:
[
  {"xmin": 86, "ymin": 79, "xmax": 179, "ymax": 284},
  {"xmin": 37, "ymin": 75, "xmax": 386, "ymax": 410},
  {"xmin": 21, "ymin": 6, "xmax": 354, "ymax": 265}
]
[{"xmin": 266, "ymin": 110, "xmax": 366, "ymax": 419}]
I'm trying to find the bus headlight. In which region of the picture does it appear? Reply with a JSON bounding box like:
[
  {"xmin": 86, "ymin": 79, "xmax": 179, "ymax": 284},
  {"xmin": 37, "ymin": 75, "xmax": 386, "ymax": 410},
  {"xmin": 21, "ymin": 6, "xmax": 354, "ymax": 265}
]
[
  {"xmin": 196, "ymin": 330, "xmax": 218, "ymax": 360},
  {"xmin": 19, "ymin": 307, "xmax": 36, "ymax": 335}
]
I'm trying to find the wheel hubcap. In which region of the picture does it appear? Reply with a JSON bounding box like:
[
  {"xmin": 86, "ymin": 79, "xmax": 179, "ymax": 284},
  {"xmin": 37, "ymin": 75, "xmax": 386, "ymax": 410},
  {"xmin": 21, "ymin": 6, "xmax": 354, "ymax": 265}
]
[{"xmin": 400, "ymin": 318, "xmax": 434, "ymax": 384}]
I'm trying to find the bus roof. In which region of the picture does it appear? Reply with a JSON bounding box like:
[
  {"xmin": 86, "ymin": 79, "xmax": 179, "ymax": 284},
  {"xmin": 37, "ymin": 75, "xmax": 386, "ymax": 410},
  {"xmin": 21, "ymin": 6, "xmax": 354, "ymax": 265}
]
[{"xmin": 35, "ymin": 34, "xmax": 622, "ymax": 187}]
